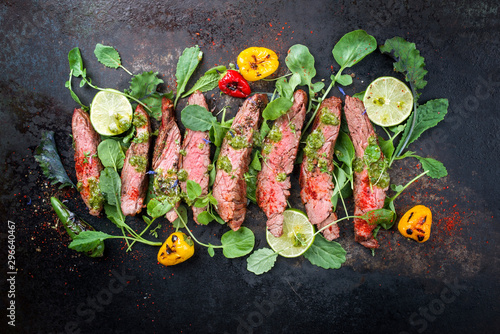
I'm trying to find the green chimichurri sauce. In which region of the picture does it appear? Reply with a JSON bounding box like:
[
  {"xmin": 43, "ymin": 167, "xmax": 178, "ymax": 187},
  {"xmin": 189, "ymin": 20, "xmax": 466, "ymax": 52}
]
[
  {"xmin": 267, "ymin": 125, "xmax": 282, "ymax": 143},
  {"xmin": 88, "ymin": 177, "xmax": 104, "ymax": 210},
  {"xmin": 218, "ymin": 155, "xmax": 233, "ymax": 174},
  {"xmin": 132, "ymin": 113, "xmax": 147, "ymax": 128},
  {"xmin": 319, "ymin": 107, "xmax": 340, "ymax": 125},
  {"xmin": 130, "ymin": 155, "xmax": 147, "ymax": 173},
  {"xmin": 276, "ymin": 172, "xmax": 287, "ymax": 182}
]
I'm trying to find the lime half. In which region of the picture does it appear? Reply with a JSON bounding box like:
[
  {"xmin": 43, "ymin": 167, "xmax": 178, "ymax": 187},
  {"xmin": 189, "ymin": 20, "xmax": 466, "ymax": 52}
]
[
  {"xmin": 266, "ymin": 209, "xmax": 315, "ymax": 258},
  {"xmin": 90, "ymin": 90, "xmax": 133, "ymax": 136},
  {"xmin": 363, "ymin": 76, "xmax": 413, "ymax": 127}
]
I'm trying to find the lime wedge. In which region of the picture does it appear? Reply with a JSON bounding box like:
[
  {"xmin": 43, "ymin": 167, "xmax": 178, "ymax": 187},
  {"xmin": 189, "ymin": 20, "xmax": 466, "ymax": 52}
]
[
  {"xmin": 363, "ymin": 76, "xmax": 413, "ymax": 127},
  {"xmin": 90, "ymin": 90, "xmax": 133, "ymax": 136},
  {"xmin": 266, "ymin": 209, "xmax": 315, "ymax": 258}
]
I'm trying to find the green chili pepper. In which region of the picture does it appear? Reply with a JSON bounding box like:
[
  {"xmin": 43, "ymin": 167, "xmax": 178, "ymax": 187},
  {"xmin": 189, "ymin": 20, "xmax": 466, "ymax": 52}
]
[{"xmin": 50, "ymin": 197, "xmax": 105, "ymax": 257}]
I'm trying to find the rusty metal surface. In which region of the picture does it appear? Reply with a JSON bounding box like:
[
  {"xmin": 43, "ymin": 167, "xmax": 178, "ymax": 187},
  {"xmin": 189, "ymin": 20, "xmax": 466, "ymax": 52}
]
[{"xmin": 1, "ymin": 0, "xmax": 499, "ymax": 333}]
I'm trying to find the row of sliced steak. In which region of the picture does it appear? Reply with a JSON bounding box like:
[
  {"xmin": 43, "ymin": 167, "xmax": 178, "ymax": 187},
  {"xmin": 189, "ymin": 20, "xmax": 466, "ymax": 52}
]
[{"xmin": 71, "ymin": 91, "xmax": 386, "ymax": 249}]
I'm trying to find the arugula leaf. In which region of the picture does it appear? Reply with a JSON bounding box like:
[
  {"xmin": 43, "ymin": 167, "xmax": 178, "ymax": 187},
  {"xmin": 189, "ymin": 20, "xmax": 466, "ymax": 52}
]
[
  {"xmin": 303, "ymin": 235, "xmax": 346, "ymax": 269},
  {"xmin": 174, "ymin": 45, "xmax": 203, "ymax": 107},
  {"xmin": 378, "ymin": 135, "xmax": 395, "ymax": 161},
  {"xmin": 207, "ymin": 244, "xmax": 215, "ymax": 257},
  {"xmin": 98, "ymin": 139, "xmax": 125, "ymax": 170},
  {"xmin": 361, "ymin": 208, "xmax": 396, "ymax": 229},
  {"xmin": 196, "ymin": 211, "xmax": 214, "ymax": 225},
  {"xmin": 69, "ymin": 231, "xmax": 112, "ymax": 252},
  {"xmin": 246, "ymin": 248, "xmax": 278, "ymax": 275},
  {"xmin": 181, "ymin": 105, "xmax": 217, "ymax": 131},
  {"xmin": 221, "ymin": 227, "xmax": 255, "ymax": 258},
  {"xmin": 275, "ymin": 73, "xmax": 301, "ymax": 100},
  {"xmin": 380, "ymin": 37, "xmax": 428, "ymax": 91},
  {"xmin": 125, "ymin": 71, "xmax": 164, "ymax": 100},
  {"xmin": 68, "ymin": 47, "xmax": 84, "ymax": 77},
  {"xmin": 262, "ymin": 97, "xmax": 293, "ymax": 120},
  {"xmin": 99, "ymin": 167, "xmax": 122, "ymax": 206},
  {"xmin": 104, "ymin": 203, "xmax": 126, "ymax": 228},
  {"xmin": 34, "ymin": 131, "xmax": 75, "ymax": 189},
  {"xmin": 333, "ymin": 30, "xmax": 377, "ymax": 70},
  {"xmin": 335, "ymin": 74, "xmax": 353, "ymax": 86},
  {"xmin": 94, "ymin": 44, "xmax": 132, "ymax": 75},
  {"xmin": 171, "ymin": 205, "xmax": 187, "ymax": 229},
  {"xmin": 352, "ymin": 90, "xmax": 365, "ymax": 100},
  {"xmin": 186, "ymin": 180, "xmax": 202, "ymax": 201},
  {"xmin": 182, "ymin": 71, "xmax": 220, "ymax": 98},
  {"xmin": 334, "ymin": 131, "xmax": 355, "ymax": 167},
  {"xmin": 399, "ymin": 99, "xmax": 449, "ymax": 154},
  {"xmin": 285, "ymin": 44, "xmax": 318, "ymax": 110},
  {"xmin": 147, "ymin": 197, "xmax": 173, "ymax": 219},
  {"xmin": 250, "ymin": 151, "xmax": 262, "ymax": 171},
  {"xmin": 412, "ymin": 155, "xmax": 448, "ymax": 179}
]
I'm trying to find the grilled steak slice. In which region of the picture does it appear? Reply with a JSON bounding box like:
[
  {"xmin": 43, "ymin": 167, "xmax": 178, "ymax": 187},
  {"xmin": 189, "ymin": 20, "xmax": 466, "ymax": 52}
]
[
  {"xmin": 152, "ymin": 97, "xmax": 181, "ymax": 222},
  {"xmin": 179, "ymin": 91, "xmax": 212, "ymax": 224},
  {"xmin": 344, "ymin": 95, "xmax": 389, "ymax": 249},
  {"xmin": 72, "ymin": 108, "xmax": 104, "ymax": 216},
  {"xmin": 299, "ymin": 96, "xmax": 342, "ymax": 240},
  {"xmin": 120, "ymin": 105, "xmax": 152, "ymax": 216},
  {"xmin": 213, "ymin": 94, "xmax": 268, "ymax": 230},
  {"xmin": 257, "ymin": 90, "xmax": 307, "ymax": 237}
]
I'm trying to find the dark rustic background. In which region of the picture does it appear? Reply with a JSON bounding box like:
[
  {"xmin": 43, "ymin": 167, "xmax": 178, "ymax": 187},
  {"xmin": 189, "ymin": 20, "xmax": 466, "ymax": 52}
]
[{"xmin": 1, "ymin": 1, "xmax": 499, "ymax": 333}]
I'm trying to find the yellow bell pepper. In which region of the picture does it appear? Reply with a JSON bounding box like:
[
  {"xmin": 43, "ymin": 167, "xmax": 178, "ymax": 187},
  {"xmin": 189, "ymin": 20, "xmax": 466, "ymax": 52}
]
[
  {"xmin": 157, "ymin": 232, "xmax": 194, "ymax": 267},
  {"xmin": 237, "ymin": 47, "xmax": 279, "ymax": 81},
  {"xmin": 398, "ymin": 205, "xmax": 432, "ymax": 243}
]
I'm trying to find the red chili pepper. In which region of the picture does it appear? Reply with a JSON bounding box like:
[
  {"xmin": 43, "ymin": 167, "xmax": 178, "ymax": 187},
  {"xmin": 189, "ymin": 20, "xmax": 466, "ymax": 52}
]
[{"xmin": 218, "ymin": 70, "xmax": 251, "ymax": 98}]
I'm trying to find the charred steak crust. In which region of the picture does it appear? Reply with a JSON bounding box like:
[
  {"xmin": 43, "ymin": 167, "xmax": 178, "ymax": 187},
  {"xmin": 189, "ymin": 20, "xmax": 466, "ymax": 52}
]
[
  {"xmin": 72, "ymin": 108, "xmax": 104, "ymax": 216},
  {"xmin": 213, "ymin": 94, "xmax": 268, "ymax": 231},
  {"xmin": 256, "ymin": 90, "xmax": 307, "ymax": 237},
  {"xmin": 299, "ymin": 96, "xmax": 342, "ymax": 241},
  {"xmin": 344, "ymin": 95, "xmax": 388, "ymax": 249},
  {"xmin": 152, "ymin": 97, "xmax": 182, "ymax": 222},
  {"xmin": 179, "ymin": 91, "xmax": 212, "ymax": 224},
  {"xmin": 120, "ymin": 105, "xmax": 152, "ymax": 216}
]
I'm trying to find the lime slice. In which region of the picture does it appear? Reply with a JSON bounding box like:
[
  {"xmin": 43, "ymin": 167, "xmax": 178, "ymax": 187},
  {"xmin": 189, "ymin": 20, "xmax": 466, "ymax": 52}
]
[
  {"xmin": 90, "ymin": 90, "xmax": 133, "ymax": 136},
  {"xmin": 266, "ymin": 209, "xmax": 315, "ymax": 258},
  {"xmin": 363, "ymin": 76, "xmax": 413, "ymax": 127}
]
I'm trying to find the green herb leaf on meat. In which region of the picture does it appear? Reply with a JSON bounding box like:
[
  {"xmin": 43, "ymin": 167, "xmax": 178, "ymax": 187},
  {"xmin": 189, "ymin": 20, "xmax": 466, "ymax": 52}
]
[
  {"xmin": 186, "ymin": 180, "xmax": 202, "ymax": 201},
  {"xmin": 303, "ymin": 235, "xmax": 346, "ymax": 269},
  {"xmin": 147, "ymin": 197, "xmax": 173, "ymax": 219},
  {"xmin": 181, "ymin": 104, "xmax": 217, "ymax": 132},
  {"xmin": 174, "ymin": 45, "xmax": 203, "ymax": 107},
  {"xmin": 34, "ymin": 131, "xmax": 75, "ymax": 189},
  {"xmin": 221, "ymin": 227, "xmax": 255, "ymax": 258},
  {"xmin": 246, "ymin": 248, "xmax": 278, "ymax": 275},
  {"xmin": 98, "ymin": 139, "xmax": 125, "ymax": 170},
  {"xmin": 262, "ymin": 97, "xmax": 293, "ymax": 120}
]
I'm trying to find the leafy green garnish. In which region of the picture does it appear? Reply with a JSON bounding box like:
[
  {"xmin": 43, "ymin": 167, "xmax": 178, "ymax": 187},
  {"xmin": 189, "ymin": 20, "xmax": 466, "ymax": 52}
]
[
  {"xmin": 94, "ymin": 44, "xmax": 132, "ymax": 75},
  {"xmin": 246, "ymin": 248, "xmax": 278, "ymax": 275},
  {"xmin": 174, "ymin": 45, "xmax": 203, "ymax": 108},
  {"xmin": 380, "ymin": 37, "xmax": 427, "ymax": 92},
  {"xmin": 221, "ymin": 227, "xmax": 255, "ymax": 258},
  {"xmin": 34, "ymin": 131, "xmax": 75, "ymax": 189},
  {"xmin": 97, "ymin": 139, "xmax": 125, "ymax": 170},
  {"xmin": 303, "ymin": 235, "xmax": 346, "ymax": 269},
  {"xmin": 181, "ymin": 105, "xmax": 217, "ymax": 132},
  {"xmin": 181, "ymin": 70, "xmax": 220, "ymax": 98},
  {"xmin": 262, "ymin": 97, "xmax": 294, "ymax": 121},
  {"xmin": 333, "ymin": 29, "xmax": 377, "ymax": 70}
]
